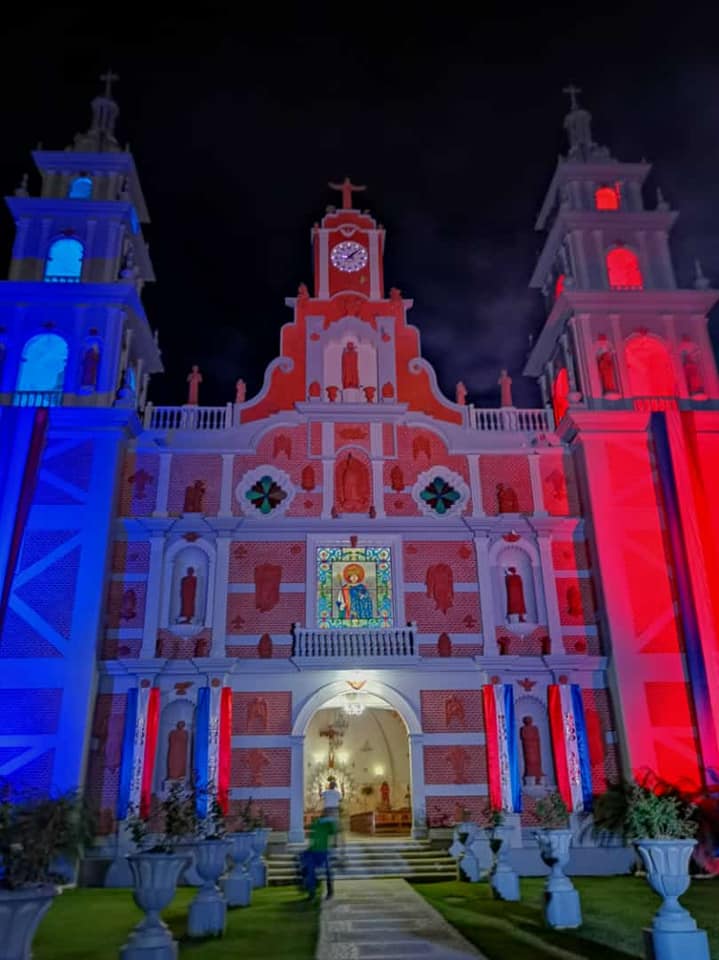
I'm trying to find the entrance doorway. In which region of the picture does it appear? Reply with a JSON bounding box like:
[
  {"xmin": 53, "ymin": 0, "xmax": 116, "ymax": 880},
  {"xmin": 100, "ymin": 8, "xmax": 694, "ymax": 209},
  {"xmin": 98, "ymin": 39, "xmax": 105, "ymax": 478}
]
[{"xmin": 304, "ymin": 692, "xmax": 412, "ymax": 839}]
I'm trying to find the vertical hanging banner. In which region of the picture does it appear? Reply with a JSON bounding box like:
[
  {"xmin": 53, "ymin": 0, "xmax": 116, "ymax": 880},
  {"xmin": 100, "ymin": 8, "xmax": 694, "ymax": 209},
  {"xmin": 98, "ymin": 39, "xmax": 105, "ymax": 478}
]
[
  {"xmin": 117, "ymin": 684, "xmax": 160, "ymax": 819},
  {"xmin": 218, "ymin": 687, "xmax": 233, "ymax": 814},
  {"xmin": 195, "ymin": 683, "xmax": 232, "ymax": 816},
  {"xmin": 482, "ymin": 684, "xmax": 522, "ymax": 813},
  {"xmin": 548, "ymin": 683, "xmax": 592, "ymax": 812}
]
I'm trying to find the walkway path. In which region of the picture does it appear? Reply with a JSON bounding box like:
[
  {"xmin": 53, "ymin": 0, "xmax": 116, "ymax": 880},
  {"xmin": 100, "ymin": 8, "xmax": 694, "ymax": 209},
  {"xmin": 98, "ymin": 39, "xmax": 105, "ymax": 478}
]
[{"xmin": 316, "ymin": 878, "xmax": 487, "ymax": 959}]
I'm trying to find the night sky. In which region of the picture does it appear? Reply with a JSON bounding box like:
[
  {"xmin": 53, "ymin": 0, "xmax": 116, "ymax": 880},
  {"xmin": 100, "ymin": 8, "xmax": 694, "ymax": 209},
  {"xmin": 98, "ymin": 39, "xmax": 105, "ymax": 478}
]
[{"xmin": 2, "ymin": 5, "xmax": 719, "ymax": 409}]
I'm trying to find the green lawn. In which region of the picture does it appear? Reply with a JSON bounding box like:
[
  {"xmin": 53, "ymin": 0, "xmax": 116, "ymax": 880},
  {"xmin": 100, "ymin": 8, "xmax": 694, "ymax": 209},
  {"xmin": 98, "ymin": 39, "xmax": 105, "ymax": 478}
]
[
  {"xmin": 34, "ymin": 886, "xmax": 318, "ymax": 960},
  {"xmin": 414, "ymin": 876, "xmax": 719, "ymax": 960}
]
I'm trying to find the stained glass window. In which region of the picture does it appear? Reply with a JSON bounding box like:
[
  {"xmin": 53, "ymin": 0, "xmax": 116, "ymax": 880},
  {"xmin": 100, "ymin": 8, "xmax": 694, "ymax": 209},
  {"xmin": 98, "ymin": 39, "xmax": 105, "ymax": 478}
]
[{"xmin": 317, "ymin": 545, "xmax": 393, "ymax": 629}]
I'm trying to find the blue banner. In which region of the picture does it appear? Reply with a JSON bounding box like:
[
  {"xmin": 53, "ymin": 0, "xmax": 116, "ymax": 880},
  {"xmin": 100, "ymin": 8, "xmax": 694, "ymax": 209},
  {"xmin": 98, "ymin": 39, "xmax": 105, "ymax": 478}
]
[
  {"xmin": 571, "ymin": 684, "xmax": 593, "ymax": 811},
  {"xmin": 504, "ymin": 683, "xmax": 522, "ymax": 813},
  {"xmin": 117, "ymin": 687, "xmax": 139, "ymax": 819},
  {"xmin": 194, "ymin": 686, "xmax": 210, "ymax": 817}
]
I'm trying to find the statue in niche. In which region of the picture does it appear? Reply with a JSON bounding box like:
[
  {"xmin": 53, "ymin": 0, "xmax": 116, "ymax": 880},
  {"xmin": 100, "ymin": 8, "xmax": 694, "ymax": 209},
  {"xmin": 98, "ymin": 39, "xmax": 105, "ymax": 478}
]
[
  {"xmin": 166, "ymin": 721, "xmax": 189, "ymax": 781},
  {"xmin": 497, "ymin": 482, "xmax": 519, "ymax": 513},
  {"xmin": 301, "ymin": 465, "xmax": 316, "ymax": 491},
  {"xmin": 445, "ymin": 694, "xmax": 466, "ymax": 729},
  {"xmin": 499, "ymin": 368, "xmax": 513, "ymax": 407},
  {"xmin": 390, "ymin": 465, "xmax": 405, "ymax": 492},
  {"xmin": 596, "ymin": 340, "xmax": 619, "ymax": 394},
  {"xmin": 247, "ymin": 697, "xmax": 268, "ymax": 732},
  {"xmin": 80, "ymin": 343, "xmax": 100, "ymax": 388},
  {"xmin": 379, "ymin": 781, "xmax": 391, "ymax": 810},
  {"xmin": 273, "ymin": 434, "xmax": 292, "ymax": 458},
  {"xmin": 255, "ymin": 563, "xmax": 282, "ymax": 613},
  {"xmin": 248, "ymin": 749, "xmax": 270, "ymax": 787},
  {"xmin": 179, "ymin": 566, "xmax": 198, "ymax": 623},
  {"xmin": 455, "ymin": 381, "xmax": 467, "ymax": 405},
  {"xmin": 235, "ymin": 378, "xmax": 246, "ymax": 404},
  {"xmin": 186, "ymin": 364, "xmax": 202, "ymax": 405},
  {"xmin": 425, "ymin": 563, "xmax": 454, "ymax": 614},
  {"xmin": 258, "ymin": 633, "xmax": 273, "ymax": 658},
  {"xmin": 504, "ymin": 566, "xmax": 527, "ymax": 622},
  {"xmin": 520, "ymin": 717, "xmax": 544, "ymax": 782},
  {"xmin": 120, "ymin": 589, "xmax": 137, "ymax": 621},
  {"xmin": 437, "ymin": 632, "xmax": 452, "ymax": 657},
  {"xmin": 336, "ymin": 453, "xmax": 370, "ymax": 512},
  {"xmin": 446, "ymin": 746, "xmax": 470, "ymax": 784},
  {"xmin": 566, "ymin": 583, "xmax": 583, "ymax": 616},
  {"xmin": 681, "ymin": 340, "xmax": 704, "ymax": 395},
  {"xmin": 412, "ymin": 434, "xmax": 431, "ymax": 461},
  {"xmin": 183, "ymin": 479, "xmax": 206, "ymax": 513},
  {"xmin": 341, "ymin": 341, "xmax": 360, "ymax": 389}
]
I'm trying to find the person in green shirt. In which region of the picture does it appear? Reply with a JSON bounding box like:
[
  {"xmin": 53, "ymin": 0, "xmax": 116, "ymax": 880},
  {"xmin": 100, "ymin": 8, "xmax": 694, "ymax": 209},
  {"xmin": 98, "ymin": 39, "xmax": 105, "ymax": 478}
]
[{"xmin": 302, "ymin": 815, "xmax": 337, "ymax": 900}]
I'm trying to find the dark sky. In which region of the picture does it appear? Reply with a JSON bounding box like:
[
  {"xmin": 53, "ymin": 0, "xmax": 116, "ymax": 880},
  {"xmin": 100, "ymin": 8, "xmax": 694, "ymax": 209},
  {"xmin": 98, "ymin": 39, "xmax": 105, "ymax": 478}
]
[{"xmin": 2, "ymin": 5, "xmax": 719, "ymax": 409}]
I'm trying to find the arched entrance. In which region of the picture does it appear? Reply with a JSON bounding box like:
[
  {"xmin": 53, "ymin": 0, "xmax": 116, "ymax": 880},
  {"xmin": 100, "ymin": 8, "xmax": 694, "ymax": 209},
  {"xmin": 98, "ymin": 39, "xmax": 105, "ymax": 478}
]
[{"xmin": 290, "ymin": 679, "xmax": 424, "ymax": 843}]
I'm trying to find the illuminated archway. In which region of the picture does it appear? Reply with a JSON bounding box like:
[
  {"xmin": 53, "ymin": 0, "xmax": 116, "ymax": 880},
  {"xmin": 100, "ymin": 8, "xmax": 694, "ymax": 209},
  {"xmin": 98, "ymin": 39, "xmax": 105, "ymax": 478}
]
[
  {"xmin": 15, "ymin": 333, "xmax": 68, "ymax": 395},
  {"xmin": 625, "ymin": 334, "xmax": 676, "ymax": 397},
  {"xmin": 595, "ymin": 185, "xmax": 620, "ymax": 211},
  {"xmin": 44, "ymin": 237, "xmax": 84, "ymax": 283},
  {"xmin": 606, "ymin": 247, "xmax": 643, "ymax": 289}
]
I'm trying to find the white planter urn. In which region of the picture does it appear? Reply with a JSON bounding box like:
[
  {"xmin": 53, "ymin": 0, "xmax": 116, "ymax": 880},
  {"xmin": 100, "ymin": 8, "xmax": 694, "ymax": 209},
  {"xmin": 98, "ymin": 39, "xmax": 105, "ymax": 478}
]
[
  {"xmin": 488, "ymin": 826, "xmax": 520, "ymax": 901},
  {"xmin": 634, "ymin": 839, "xmax": 710, "ymax": 959},
  {"xmin": 249, "ymin": 828, "xmax": 271, "ymax": 888},
  {"xmin": 534, "ymin": 828, "xmax": 582, "ymax": 929},
  {"xmin": 0, "ymin": 886, "xmax": 58, "ymax": 960},
  {"xmin": 120, "ymin": 854, "xmax": 187, "ymax": 960},
  {"xmin": 187, "ymin": 840, "xmax": 231, "ymax": 938},
  {"xmin": 221, "ymin": 832, "xmax": 255, "ymax": 908}
]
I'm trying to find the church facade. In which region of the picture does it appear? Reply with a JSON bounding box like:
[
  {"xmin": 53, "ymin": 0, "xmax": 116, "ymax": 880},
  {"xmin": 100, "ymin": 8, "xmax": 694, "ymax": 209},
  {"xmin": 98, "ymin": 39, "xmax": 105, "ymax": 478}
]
[{"xmin": 0, "ymin": 80, "xmax": 717, "ymax": 853}]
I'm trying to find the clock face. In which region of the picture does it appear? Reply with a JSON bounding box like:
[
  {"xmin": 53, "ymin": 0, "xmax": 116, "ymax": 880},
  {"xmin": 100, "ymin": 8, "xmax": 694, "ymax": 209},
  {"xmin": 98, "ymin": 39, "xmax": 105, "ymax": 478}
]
[{"xmin": 330, "ymin": 240, "xmax": 368, "ymax": 273}]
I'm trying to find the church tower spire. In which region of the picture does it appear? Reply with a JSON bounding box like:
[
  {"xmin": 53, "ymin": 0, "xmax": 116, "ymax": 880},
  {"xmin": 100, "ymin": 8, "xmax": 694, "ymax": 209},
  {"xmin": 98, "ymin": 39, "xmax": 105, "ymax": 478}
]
[
  {"xmin": 72, "ymin": 69, "xmax": 121, "ymax": 153},
  {"xmin": 562, "ymin": 84, "xmax": 610, "ymax": 162}
]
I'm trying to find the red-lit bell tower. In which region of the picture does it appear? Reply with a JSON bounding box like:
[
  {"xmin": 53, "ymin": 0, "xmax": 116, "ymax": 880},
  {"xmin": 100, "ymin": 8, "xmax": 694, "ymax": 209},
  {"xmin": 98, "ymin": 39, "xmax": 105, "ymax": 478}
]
[{"xmin": 525, "ymin": 88, "xmax": 719, "ymax": 791}]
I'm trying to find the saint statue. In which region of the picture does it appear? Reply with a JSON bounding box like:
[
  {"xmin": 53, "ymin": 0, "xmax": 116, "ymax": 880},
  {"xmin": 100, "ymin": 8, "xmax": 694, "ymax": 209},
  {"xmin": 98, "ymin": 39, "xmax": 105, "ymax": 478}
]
[
  {"xmin": 597, "ymin": 347, "xmax": 618, "ymax": 394},
  {"xmin": 183, "ymin": 479, "xmax": 206, "ymax": 513},
  {"xmin": 498, "ymin": 369, "xmax": 513, "ymax": 407},
  {"xmin": 380, "ymin": 781, "xmax": 391, "ymax": 810},
  {"xmin": 337, "ymin": 563, "xmax": 373, "ymax": 620},
  {"xmin": 235, "ymin": 378, "xmax": 246, "ymax": 403},
  {"xmin": 445, "ymin": 694, "xmax": 466, "ymax": 728},
  {"xmin": 497, "ymin": 482, "xmax": 519, "ymax": 513},
  {"xmin": 337, "ymin": 453, "xmax": 370, "ymax": 512},
  {"xmin": 425, "ymin": 563, "xmax": 454, "ymax": 614},
  {"xmin": 505, "ymin": 566, "xmax": 527, "ymax": 622},
  {"xmin": 186, "ymin": 365, "xmax": 202, "ymax": 405},
  {"xmin": 120, "ymin": 589, "xmax": 137, "ymax": 621},
  {"xmin": 520, "ymin": 716, "xmax": 544, "ymax": 781},
  {"xmin": 81, "ymin": 344, "xmax": 100, "ymax": 388},
  {"xmin": 341, "ymin": 341, "xmax": 360, "ymax": 389},
  {"xmin": 566, "ymin": 583, "xmax": 583, "ymax": 616},
  {"xmin": 166, "ymin": 720, "xmax": 189, "ymax": 781},
  {"xmin": 179, "ymin": 566, "xmax": 198, "ymax": 623},
  {"xmin": 455, "ymin": 381, "xmax": 467, "ymax": 405}
]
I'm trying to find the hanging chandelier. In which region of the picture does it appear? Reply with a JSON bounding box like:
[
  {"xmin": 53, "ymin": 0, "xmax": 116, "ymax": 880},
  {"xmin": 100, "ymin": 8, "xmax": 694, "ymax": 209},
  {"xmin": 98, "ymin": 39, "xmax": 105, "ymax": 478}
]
[{"xmin": 343, "ymin": 692, "xmax": 365, "ymax": 716}]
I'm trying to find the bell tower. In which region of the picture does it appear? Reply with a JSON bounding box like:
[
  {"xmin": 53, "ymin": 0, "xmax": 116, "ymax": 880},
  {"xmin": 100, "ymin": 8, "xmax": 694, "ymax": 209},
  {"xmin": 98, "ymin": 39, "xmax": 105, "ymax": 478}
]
[
  {"xmin": 525, "ymin": 86, "xmax": 719, "ymax": 421},
  {"xmin": 523, "ymin": 88, "xmax": 719, "ymax": 790}
]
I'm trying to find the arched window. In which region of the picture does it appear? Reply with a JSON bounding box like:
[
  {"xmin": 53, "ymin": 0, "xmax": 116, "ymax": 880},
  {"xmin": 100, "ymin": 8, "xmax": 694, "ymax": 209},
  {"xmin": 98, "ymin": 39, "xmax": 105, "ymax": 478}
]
[
  {"xmin": 552, "ymin": 367, "xmax": 569, "ymax": 424},
  {"xmin": 68, "ymin": 176, "xmax": 93, "ymax": 199},
  {"xmin": 554, "ymin": 273, "xmax": 565, "ymax": 299},
  {"xmin": 595, "ymin": 185, "xmax": 620, "ymax": 210},
  {"xmin": 606, "ymin": 246, "xmax": 643, "ymax": 290},
  {"xmin": 44, "ymin": 237, "xmax": 84, "ymax": 283},
  {"xmin": 15, "ymin": 333, "xmax": 68, "ymax": 396},
  {"xmin": 625, "ymin": 334, "xmax": 676, "ymax": 397}
]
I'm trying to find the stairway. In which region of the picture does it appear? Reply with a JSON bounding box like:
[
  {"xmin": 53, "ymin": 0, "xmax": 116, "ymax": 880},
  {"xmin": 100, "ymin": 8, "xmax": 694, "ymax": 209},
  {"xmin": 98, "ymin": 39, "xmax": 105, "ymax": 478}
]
[{"xmin": 267, "ymin": 838, "xmax": 457, "ymax": 885}]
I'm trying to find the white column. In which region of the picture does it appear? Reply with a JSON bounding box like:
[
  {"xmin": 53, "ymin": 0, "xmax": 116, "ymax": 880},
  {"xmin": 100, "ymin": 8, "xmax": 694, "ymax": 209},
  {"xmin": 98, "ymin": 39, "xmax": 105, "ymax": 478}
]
[
  {"xmin": 318, "ymin": 232, "xmax": 329, "ymax": 298},
  {"xmin": 474, "ymin": 535, "xmax": 498, "ymax": 655},
  {"xmin": 468, "ymin": 456, "xmax": 484, "ymax": 516},
  {"xmin": 153, "ymin": 453, "xmax": 172, "ymax": 517},
  {"xmin": 321, "ymin": 421, "xmax": 334, "ymax": 518},
  {"xmin": 369, "ymin": 231, "xmax": 381, "ymax": 299},
  {"xmin": 141, "ymin": 534, "xmax": 166, "ymax": 658},
  {"xmin": 537, "ymin": 534, "xmax": 562, "ymax": 652},
  {"xmin": 528, "ymin": 453, "xmax": 547, "ymax": 516},
  {"xmin": 211, "ymin": 536, "xmax": 231, "ymax": 656},
  {"xmin": 219, "ymin": 453, "xmax": 234, "ymax": 516},
  {"xmin": 371, "ymin": 460, "xmax": 385, "ymax": 517},
  {"xmin": 288, "ymin": 734, "xmax": 306, "ymax": 843},
  {"xmin": 408, "ymin": 733, "xmax": 426, "ymax": 838}
]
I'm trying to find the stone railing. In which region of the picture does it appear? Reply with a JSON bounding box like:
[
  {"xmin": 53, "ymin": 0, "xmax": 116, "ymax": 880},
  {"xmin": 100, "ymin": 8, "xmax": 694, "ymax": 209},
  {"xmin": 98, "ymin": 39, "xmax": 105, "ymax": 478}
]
[
  {"xmin": 468, "ymin": 406, "xmax": 553, "ymax": 433},
  {"xmin": 292, "ymin": 623, "xmax": 417, "ymax": 660},
  {"xmin": 12, "ymin": 390, "xmax": 63, "ymax": 407},
  {"xmin": 143, "ymin": 403, "xmax": 233, "ymax": 430}
]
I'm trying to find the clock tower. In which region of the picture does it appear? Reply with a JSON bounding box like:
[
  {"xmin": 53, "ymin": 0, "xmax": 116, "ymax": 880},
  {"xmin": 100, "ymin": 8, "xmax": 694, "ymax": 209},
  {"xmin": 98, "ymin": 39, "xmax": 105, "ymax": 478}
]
[{"xmin": 313, "ymin": 177, "xmax": 385, "ymax": 299}]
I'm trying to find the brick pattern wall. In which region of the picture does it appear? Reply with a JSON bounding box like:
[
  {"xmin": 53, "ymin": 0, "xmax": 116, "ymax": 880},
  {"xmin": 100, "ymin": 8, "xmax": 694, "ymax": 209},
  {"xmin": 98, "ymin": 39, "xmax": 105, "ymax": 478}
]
[
  {"xmin": 85, "ymin": 693, "xmax": 127, "ymax": 835},
  {"xmin": 420, "ymin": 690, "xmax": 483, "ymax": 733},
  {"xmin": 552, "ymin": 540, "xmax": 591, "ymax": 570},
  {"xmin": 231, "ymin": 748, "xmax": 291, "ymax": 788},
  {"xmin": 495, "ymin": 626, "xmax": 550, "ymax": 656},
  {"xmin": 226, "ymin": 593, "xmax": 303, "ymax": 636},
  {"xmin": 419, "ymin": 642, "xmax": 483, "ymax": 658},
  {"xmin": 555, "ymin": 577, "xmax": 596, "ymax": 626},
  {"xmin": 423, "ymin": 745, "xmax": 487, "ymax": 785},
  {"xmin": 334, "ymin": 422, "xmax": 371, "ymax": 453},
  {"xmin": 232, "ymin": 692, "xmax": 292, "ymax": 735},
  {"xmin": 540, "ymin": 452, "xmax": 581, "ymax": 516},
  {"xmin": 229, "ymin": 797, "xmax": 289, "ymax": 831},
  {"xmin": 425, "ymin": 796, "xmax": 486, "ymax": 827},
  {"xmin": 111, "ymin": 540, "xmax": 150, "ymax": 574},
  {"xmin": 119, "ymin": 451, "xmax": 159, "ymax": 516},
  {"xmin": 106, "ymin": 580, "xmax": 147, "ymax": 629},
  {"xmin": 229, "ymin": 542, "xmax": 306, "ymax": 583},
  {"xmin": 479, "ymin": 454, "xmax": 532, "ymax": 515},
  {"xmin": 167, "ymin": 454, "xmax": 222, "ymax": 516}
]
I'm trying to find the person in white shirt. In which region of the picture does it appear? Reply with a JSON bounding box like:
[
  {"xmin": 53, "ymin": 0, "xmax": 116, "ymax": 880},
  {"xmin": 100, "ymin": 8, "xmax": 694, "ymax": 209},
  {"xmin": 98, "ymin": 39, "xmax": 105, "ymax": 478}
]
[{"xmin": 320, "ymin": 778, "xmax": 343, "ymax": 854}]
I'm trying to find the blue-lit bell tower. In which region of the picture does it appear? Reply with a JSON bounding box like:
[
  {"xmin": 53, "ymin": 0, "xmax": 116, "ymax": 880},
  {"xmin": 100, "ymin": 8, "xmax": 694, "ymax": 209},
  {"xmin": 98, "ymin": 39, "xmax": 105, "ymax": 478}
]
[{"xmin": 0, "ymin": 74, "xmax": 162, "ymax": 796}]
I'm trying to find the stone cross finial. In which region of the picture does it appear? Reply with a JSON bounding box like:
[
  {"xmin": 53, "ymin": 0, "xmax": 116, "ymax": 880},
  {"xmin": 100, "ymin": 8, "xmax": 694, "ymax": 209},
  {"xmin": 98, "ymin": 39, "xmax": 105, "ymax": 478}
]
[
  {"xmin": 100, "ymin": 69, "xmax": 119, "ymax": 98},
  {"xmin": 563, "ymin": 83, "xmax": 582, "ymax": 111},
  {"xmin": 328, "ymin": 177, "xmax": 366, "ymax": 210}
]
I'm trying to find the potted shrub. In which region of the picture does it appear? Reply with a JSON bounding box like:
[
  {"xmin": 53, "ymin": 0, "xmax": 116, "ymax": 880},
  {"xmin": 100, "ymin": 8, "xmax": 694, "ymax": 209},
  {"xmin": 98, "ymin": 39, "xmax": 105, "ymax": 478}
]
[
  {"xmin": 187, "ymin": 790, "xmax": 232, "ymax": 939},
  {"xmin": 534, "ymin": 792, "xmax": 582, "ymax": 928},
  {"xmin": 594, "ymin": 781, "xmax": 710, "ymax": 957},
  {"xmin": 485, "ymin": 807, "xmax": 519, "ymax": 901},
  {"xmin": 121, "ymin": 785, "xmax": 192, "ymax": 960},
  {"xmin": 0, "ymin": 790, "xmax": 94, "ymax": 960}
]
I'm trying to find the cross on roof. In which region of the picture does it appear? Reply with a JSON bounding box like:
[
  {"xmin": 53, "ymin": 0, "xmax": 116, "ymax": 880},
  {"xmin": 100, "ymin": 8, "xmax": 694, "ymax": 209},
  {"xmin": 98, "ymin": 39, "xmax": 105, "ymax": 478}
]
[
  {"xmin": 562, "ymin": 84, "xmax": 582, "ymax": 111},
  {"xmin": 328, "ymin": 177, "xmax": 366, "ymax": 210},
  {"xmin": 100, "ymin": 69, "xmax": 120, "ymax": 99}
]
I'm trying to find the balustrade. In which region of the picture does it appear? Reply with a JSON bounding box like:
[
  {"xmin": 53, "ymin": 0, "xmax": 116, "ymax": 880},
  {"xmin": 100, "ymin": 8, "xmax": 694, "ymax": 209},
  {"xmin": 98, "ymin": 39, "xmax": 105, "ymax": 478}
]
[{"xmin": 292, "ymin": 623, "xmax": 417, "ymax": 660}]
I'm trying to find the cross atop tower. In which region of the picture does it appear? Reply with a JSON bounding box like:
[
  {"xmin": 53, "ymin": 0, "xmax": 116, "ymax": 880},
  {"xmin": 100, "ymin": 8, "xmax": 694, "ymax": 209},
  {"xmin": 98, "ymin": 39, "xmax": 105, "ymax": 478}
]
[
  {"xmin": 100, "ymin": 69, "xmax": 119, "ymax": 100},
  {"xmin": 328, "ymin": 176, "xmax": 366, "ymax": 210},
  {"xmin": 562, "ymin": 83, "xmax": 582, "ymax": 112}
]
